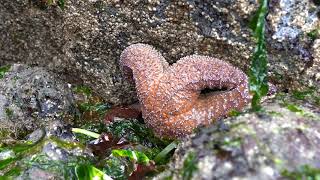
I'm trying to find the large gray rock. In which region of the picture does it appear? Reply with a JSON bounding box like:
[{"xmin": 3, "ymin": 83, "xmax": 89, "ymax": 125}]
[
  {"xmin": 155, "ymin": 96, "xmax": 320, "ymax": 180},
  {"xmin": 267, "ymin": 0, "xmax": 320, "ymax": 90},
  {"xmin": 0, "ymin": 64, "xmax": 76, "ymax": 138},
  {"xmin": 1, "ymin": 0, "xmax": 319, "ymax": 105}
]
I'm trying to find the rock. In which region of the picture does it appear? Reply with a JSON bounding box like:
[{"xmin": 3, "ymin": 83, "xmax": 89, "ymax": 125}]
[
  {"xmin": 1, "ymin": 118, "xmax": 94, "ymax": 179},
  {"xmin": 16, "ymin": 167, "xmax": 59, "ymax": 180},
  {"xmin": 155, "ymin": 96, "xmax": 320, "ymax": 180},
  {"xmin": 1, "ymin": 0, "xmax": 319, "ymax": 104},
  {"xmin": 307, "ymin": 39, "xmax": 320, "ymax": 85},
  {"xmin": 268, "ymin": 0, "xmax": 318, "ymax": 41},
  {"xmin": 267, "ymin": 0, "xmax": 320, "ymax": 91},
  {"xmin": 0, "ymin": 64, "xmax": 76, "ymax": 138}
]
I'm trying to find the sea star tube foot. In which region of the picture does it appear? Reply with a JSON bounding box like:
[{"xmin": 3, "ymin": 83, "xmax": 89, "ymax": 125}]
[{"xmin": 120, "ymin": 43, "xmax": 250, "ymax": 139}]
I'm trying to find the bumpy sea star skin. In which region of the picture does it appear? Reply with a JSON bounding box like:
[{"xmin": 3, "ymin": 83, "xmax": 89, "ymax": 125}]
[{"xmin": 120, "ymin": 43, "xmax": 250, "ymax": 139}]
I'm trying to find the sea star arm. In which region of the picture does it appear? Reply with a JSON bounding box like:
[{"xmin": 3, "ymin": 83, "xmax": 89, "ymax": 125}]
[
  {"xmin": 152, "ymin": 85, "xmax": 249, "ymax": 138},
  {"xmin": 120, "ymin": 43, "xmax": 250, "ymax": 139},
  {"xmin": 120, "ymin": 43, "xmax": 169, "ymax": 101},
  {"xmin": 149, "ymin": 56, "xmax": 250, "ymax": 138},
  {"xmin": 156, "ymin": 56, "xmax": 249, "ymax": 117}
]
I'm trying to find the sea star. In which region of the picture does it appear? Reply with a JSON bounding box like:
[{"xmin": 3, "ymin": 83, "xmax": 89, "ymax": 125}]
[{"xmin": 119, "ymin": 43, "xmax": 250, "ymax": 139}]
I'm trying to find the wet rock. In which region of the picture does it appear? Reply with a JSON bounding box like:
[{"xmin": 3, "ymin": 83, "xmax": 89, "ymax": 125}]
[
  {"xmin": 156, "ymin": 96, "xmax": 320, "ymax": 179},
  {"xmin": 2, "ymin": 121, "xmax": 94, "ymax": 179},
  {"xmin": 26, "ymin": 128, "xmax": 46, "ymax": 143},
  {"xmin": 0, "ymin": 64, "xmax": 76, "ymax": 138},
  {"xmin": 268, "ymin": 0, "xmax": 318, "ymax": 41},
  {"xmin": 307, "ymin": 39, "xmax": 320, "ymax": 86},
  {"xmin": 267, "ymin": 0, "xmax": 320, "ymax": 91},
  {"xmin": 45, "ymin": 120, "xmax": 77, "ymax": 141},
  {"xmin": 26, "ymin": 120, "xmax": 76, "ymax": 143},
  {"xmin": 16, "ymin": 167, "xmax": 59, "ymax": 180},
  {"xmin": 1, "ymin": 0, "xmax": 318, "ymax": 105},
  {"xmin": 42, "ymin": 142, "xmax": 76, "ymax": 161}
]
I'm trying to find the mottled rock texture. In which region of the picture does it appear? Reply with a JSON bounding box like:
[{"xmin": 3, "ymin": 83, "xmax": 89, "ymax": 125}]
[
  {"xmin": 155, "ymin": 95, "xmax": 320, "ymax": 180},
  {"xmin": 6, "ymin": 122, "xmax": 93, "ymax": 180},
  {"xmin": 1, "ymin": 0, "xmax": 319, "ymax": 104},
  {"xmin": 267, "ymin": 0, "xmax": 320, "ymax": 90},
  {"xmin": 0, "ymin": 64, "xmax": 76, "ymax": 138}
]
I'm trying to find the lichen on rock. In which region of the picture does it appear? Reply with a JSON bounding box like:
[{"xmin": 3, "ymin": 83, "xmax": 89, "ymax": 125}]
[
  {"xmin": 2, "ymin": 0, "xmax": 318, "ymax": 104},
  {"xmin": 0, "ymin": 64, "xmax": 76, "ymax": 138},
  {"xmin": 155, "ymin": 96, "xmax": 320, "ymax": 179}
]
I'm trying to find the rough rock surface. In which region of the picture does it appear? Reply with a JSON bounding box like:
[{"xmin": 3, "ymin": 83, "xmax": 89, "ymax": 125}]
[
  {"xmin": 267, "ymin": 0, "xmax": 320, "ymax": 90},
  {"xmin": 155, "ymin": 96, "xmax": 320, "ymax": 180},
  {"xmin": 0, "ymin": 0, "xmax": 319, "ymax": 104},
  {"xmin": 0, "ymin": 64, "xmax": 76, "ymax": 138},
  {"xmin": 3, "ymin": 123, "xmax": 94, "ymax": 180},
  {"xmin": 0, "ymin": 1, "xmax": 319, "ymax": 179}
]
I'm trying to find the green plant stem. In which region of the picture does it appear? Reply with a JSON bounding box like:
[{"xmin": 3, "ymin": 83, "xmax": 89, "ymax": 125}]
[
  {"xmin": 154, "ymin": 141, "xmax": 178, "ymax": 164},
  {"xmin": 72, "ymin": 128, "xmax": 100, "ymax": 139},
  {"xmin": 249, "ymin": 0, "xmax": 269, "ymax": 111}
]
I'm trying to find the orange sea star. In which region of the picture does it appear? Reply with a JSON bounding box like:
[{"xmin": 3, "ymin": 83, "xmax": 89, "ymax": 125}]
[{"xmin": 119, "ymin": 43, "xmax": 250, "ymax": 139}]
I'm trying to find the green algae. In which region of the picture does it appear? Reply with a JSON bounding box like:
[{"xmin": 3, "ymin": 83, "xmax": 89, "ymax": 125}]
[
  {"xmin": 57, "ymin": 0, "xmax": 65, "ymax": 9},
  {"xmin": 286, "ymin": 104, "xmax": 304, "ymax": 114},
  {"xmin": 0, "ymin": 65, "xmax": 11, "ymax": 79},
  {"xmin": 73, "ymin": 85, "xmax": 92, "ymax": 97},
  {"xmin": 72, "ymin": 120, "xmax": 175, "ymax": 178},
  {"xmin": 266, "ymin": 110, "xmax": 284, "ymax": 117},
  {"xmin": 292, "ymin": 89, "xmax": 315, "ymax": 100},
  {"xmin": 22, "ymin": 154, "xmax": 94, "ymax": 179},
  {"xmin": 291, "ymin": 87, "xmax": 320, "ymax": 106},
  {"xmin": 154, "ymin": 141, "xmax": 178, "ymax": 165},
  {"xmin": 102, "ymin": 156, "xmax": 127, "ymax": 180},
  {"xmin": 77, "ymin": 120, "xmax": 174, "ymax": 163},
  {"xmin": 103, "ymin": 120, "xmax": 171, "ymax": 147},
  {"xmin": 0, "ymin": 85, "xmax": 176, "ymax": 179},
  {"xmin": 73, "ymin": 85, "xmax": 111, "ymax": 124},
  {"xmin": 72, "ymin": 128, "xmax": 100, "ymax": 139},
  {"xmin": 284, "ymin": 103, "xmax": 319, "ymax": 120},
  {"xmin": 75, "ymin": 164, "xmax": 110, "ymax": 180},
  {"xmin": 281, "ymin": 165, "xmax": 320, "ymax": 180},
  {"xmin": 34, "ymin": 0, "xmax": 65, "ymax": 10},
  {"xmin": 49, "ymin": 136, "xmax": 86, "ymax": 150},
  {"xmin": 307, "ymin": 29, "xmax": 320, "ymax": 40},
  {"xmin": 248, "ymin": 0, "xmax": 269, "ymax": 111},
  {"xmin": 1, "ymin": 166, "xmax": 21, "ymax": 177},
  {"xmin": 4, "ymin": 108, "xmax": 13, "ymax": 119},
  {"xmin": 74, "ymin": 123, "xmax": 106, "ymax": 144},
  {"xmin": 112, "ymin": 149, "xmax": 150, "ymax": 165},
  {"xmin": 228, "ymin": 109, "xmax": 242, "ymax": 117},
  {"xmin": 77, "ymin": 102, "xmax": 110, "ymax": 117},
  {"xmin": 180, "ymin": 152, "xmax": 198, "ymax": 180},
  {"xmin": 0, "ymin": 130, "xmax": 92, "ymax": 179},
  {"xmin": 274, "ymin": 88, "xmax": 319, "ymax": 120},
  {"xmin": 0, "ymin": 130, "xmax": 11, "ymax": 145},
  {"xmin": 221, "ymin": 137, "xmax": 242, "ymax": 148},
  {"xmin": 0, "ymin": 130, "xmax": 46, "ymax": 177}
]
